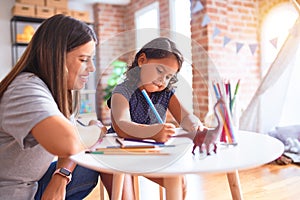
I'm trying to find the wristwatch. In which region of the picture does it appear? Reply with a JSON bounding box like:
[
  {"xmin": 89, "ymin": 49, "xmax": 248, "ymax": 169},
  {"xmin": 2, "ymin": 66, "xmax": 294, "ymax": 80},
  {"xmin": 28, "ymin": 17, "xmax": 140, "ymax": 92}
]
[{"xmin": 53, "ymin": 168, "xmax": 72, "ymax": 184}]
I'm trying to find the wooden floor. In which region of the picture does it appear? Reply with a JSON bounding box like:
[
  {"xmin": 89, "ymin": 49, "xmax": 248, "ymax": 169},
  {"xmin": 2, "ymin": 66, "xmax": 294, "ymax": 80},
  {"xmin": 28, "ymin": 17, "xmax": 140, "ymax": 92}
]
[{"xmin": 84, "ymin": 163, "xmax": 300, "ymax": 200}]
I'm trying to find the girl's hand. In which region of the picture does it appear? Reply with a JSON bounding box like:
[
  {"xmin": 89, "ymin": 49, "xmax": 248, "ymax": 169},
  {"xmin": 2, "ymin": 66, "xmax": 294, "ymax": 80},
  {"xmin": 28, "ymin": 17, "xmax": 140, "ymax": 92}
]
[
  {"xmin": 180, "ymin": 114, "xmax": 204, "ymax": 134},
  {"xmin": 152, "ymin": 123, "xmax": 176, "ymax": 143}
]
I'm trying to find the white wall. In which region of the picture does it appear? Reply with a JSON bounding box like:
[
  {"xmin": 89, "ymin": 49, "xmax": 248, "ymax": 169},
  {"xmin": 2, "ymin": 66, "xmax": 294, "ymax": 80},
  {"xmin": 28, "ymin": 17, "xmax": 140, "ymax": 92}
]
[
  {"xmin": 0, "ymin": 0, "xmax": 15, "ymax": 80},
  {"xmin": 0, "ymin": 0, "xmax": 93, "ymax": 80}
]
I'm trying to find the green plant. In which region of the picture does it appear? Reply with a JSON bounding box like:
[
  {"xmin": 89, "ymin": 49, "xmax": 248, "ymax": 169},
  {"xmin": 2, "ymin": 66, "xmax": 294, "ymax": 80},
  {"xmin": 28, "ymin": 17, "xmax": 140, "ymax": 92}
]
[{"xmin": 103, "ymin": 60, "xmax": 127, "ymax": 101}]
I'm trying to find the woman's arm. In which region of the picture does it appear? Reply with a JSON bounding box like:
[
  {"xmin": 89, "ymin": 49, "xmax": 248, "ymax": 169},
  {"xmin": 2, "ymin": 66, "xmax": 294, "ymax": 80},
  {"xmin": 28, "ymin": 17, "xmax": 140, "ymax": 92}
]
[
  {"xmin": 31, "ymin": 115, "xmax": 83, "ymax": 157},
  {"xmin": 40, "ymin": 158, "xmax": 77, "ymax": 200},
  {"xmin": 111, "ymin": 93, "xmax": 175, "ymax": 142}
]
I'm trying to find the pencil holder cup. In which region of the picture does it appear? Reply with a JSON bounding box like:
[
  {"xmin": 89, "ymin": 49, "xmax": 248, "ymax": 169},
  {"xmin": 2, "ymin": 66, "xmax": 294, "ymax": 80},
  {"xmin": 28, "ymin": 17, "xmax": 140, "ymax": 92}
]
[
  {"xmin": 218, "ymin": 98, "xmax": 238, "ymax": 146},
  {"xmin": 231, "ymin": 94, "xmax": 240, "ymax": 130}
]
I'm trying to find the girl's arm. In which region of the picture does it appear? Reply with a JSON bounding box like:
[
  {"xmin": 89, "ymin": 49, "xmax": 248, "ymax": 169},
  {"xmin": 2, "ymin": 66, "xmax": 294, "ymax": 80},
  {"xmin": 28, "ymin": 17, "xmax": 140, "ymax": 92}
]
[
  {"xmin": 31, "ymin": 115, "xmax": 83, "ymax": 157},
  {"xmin": 168, "ymin": 94, "xmax": 204, "ymax": 133},
  {"xmin": 111, "ymin": 93, "xmax": 175, "ymax": 142}
]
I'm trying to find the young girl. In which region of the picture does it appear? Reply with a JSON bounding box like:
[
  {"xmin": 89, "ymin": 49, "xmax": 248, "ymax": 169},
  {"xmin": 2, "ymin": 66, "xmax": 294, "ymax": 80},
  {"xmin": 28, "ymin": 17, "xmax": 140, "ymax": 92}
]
[
  {"xmin": 107, "ymin": 37, "xmax": 206, "ymax": 199},
  {"xmin": 108, "ymin": 37, "xmax": 204, "ymax": 138}
]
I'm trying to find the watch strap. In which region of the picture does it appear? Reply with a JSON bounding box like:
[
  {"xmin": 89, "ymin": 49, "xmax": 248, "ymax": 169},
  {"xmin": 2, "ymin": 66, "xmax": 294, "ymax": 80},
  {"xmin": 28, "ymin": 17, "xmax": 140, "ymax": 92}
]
[{"xmin": 53, "ymin": 168, "xmax": 72, "ymax": 184}]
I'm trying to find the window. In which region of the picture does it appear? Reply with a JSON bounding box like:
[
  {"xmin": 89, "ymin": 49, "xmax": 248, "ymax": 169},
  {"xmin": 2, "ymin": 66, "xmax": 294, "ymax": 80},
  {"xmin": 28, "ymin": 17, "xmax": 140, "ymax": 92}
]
[
  {"xmin": 169, "ymin": 0, "xmax": 193, "ymax": 113},
  {"xmin": 135, "ymin": 2, "xmax": 160, "ymax": 48}
]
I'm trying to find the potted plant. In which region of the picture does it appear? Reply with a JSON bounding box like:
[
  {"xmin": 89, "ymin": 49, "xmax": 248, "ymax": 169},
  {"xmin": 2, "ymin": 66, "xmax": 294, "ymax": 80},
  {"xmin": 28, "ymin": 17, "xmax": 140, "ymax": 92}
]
[{"xmin": 103, "ymin": 60, "xmax": 127, "ymax": 101}]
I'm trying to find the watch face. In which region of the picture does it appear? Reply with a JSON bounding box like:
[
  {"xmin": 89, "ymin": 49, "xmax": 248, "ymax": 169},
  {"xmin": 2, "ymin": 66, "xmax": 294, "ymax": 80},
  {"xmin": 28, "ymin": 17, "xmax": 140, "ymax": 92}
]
[{"xmin": 59, "ymin": 168, "xmax": 71, "ymax": 176}]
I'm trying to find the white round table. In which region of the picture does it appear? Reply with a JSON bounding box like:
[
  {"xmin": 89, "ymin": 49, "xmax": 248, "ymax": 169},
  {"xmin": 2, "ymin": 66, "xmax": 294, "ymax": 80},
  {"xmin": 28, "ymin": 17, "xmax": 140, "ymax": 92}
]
[{"xmin": 71, "ymin": 130, "xmax": 284, "ymax": 200}]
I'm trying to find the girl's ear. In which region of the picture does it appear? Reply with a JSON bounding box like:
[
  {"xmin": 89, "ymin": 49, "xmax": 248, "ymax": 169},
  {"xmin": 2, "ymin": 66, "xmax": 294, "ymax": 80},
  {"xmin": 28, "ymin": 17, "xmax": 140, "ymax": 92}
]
[{"xmin": 137, "ymin": 53, "xmax": 147, "ymax": 67}]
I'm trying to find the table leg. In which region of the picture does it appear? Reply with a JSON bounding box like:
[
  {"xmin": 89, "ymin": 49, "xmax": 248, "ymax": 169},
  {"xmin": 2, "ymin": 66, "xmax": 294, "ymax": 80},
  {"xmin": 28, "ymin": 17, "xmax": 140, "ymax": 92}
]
[
  {"xmin": 111, "ymin": 173, "xmax": 125, "ymax": 200},
  {"xmin": 163, "ymin": 176, "xmax": 183, "ymax": 200},
  {"xmin": 227, "ymin": 170, "xmax": 243, "ymax": 200}
]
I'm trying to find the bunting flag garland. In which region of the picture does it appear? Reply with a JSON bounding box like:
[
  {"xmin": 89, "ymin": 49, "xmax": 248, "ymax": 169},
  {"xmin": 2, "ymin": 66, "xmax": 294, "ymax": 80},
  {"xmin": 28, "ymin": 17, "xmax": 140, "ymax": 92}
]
[
  {"xmin": 269, "ymin": 37, "xmax": 278, "ymax": 49},
  {"xmin": 223, "ymin": 36, "xmax": 231, "ymax": 47},
  {"xmin": 191, "ymin": 0, "xmax": 204, "ymax": 14},
  {"xmin": 191, "ymin": 0, "xmax": 280, "ymax": 55},
  {"xmin": 212, "ymin": 26, "xmax": 221, "ymax": 39},
  {"xmin": 248, "ymin": 44, "xmax": 258, "ymax": 55},
  {"xmin": 201, "ymin": 14, "xmax": 211, "ymax": 27},
  {"xmin": 236, "ymin": 42, "xmax": 244, "ymax": 53}
]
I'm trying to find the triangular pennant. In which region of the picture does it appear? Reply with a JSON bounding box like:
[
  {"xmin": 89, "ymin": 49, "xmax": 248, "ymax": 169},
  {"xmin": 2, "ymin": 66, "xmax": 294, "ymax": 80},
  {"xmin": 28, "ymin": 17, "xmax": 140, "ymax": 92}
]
[
  {"xmin": 236, "ymin": 42, "xmax": 244, "ymax": 53},
  {"xmin": 223, "ymin": 36, "xmax": 231, "ymax": 47},
  {"xmin": 212, "ymin": 27, "xmax": 221, "ymax": 39},
  {"xmin": 270, "ymin": 37, "xmax": 278, "ymax": 49},
  {"xmin": 192, "ymin": 0, "xmax": 204, "ymax": 13},
  {"xmin": 201, "ymin": 14, "xmax": 211, "ymax": 27},
  {"xmin": 248, "ymin": 43, "xmax": 258, "ymax": 55}
]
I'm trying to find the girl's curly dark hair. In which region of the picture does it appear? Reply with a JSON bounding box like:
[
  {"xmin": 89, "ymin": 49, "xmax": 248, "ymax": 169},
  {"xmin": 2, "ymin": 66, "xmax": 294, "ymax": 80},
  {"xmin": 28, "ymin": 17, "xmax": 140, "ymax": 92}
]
[{"xmin": 125, "ymin": 37, "xmax": 184, "ymax": 90}]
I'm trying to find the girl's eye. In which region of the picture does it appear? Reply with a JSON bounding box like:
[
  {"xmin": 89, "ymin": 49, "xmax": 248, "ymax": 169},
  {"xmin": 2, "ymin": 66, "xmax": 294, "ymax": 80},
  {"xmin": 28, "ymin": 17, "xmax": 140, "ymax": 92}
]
[
  {"xmin": 156, "ymin": 67, "xmax": 163, "ymax": 74},
  {"xmin": 166, "ymin": 75, "xmax": 173, "ymax": 80}
]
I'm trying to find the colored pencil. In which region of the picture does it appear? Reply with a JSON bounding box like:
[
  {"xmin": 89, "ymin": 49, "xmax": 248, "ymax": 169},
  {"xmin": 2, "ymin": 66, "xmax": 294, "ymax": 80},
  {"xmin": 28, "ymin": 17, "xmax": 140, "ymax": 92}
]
[
  {"xmin": 141, "ymin": 89, "xmax": 164, "ymax": 124},
  {"xmin": 123, "ymin": 138, "xmax": 165, "ymax": 145},
  {"xmin": 228, "ymin": 81, "xmax": 232, "ymax": 111},
  {"xmin": 96, "ymin": 147, "xmax": 161, "ymax": 152},
  {"xmin": 230, "ymin": 79, "xmax": 240, "ymax": 111},
  {"xmin": 212, "ymin": 81, "xmax": 220, "ymax": 99},
  {"xmin": 85, "ymin": 150, "xmax": 169, "ymax": 155}
]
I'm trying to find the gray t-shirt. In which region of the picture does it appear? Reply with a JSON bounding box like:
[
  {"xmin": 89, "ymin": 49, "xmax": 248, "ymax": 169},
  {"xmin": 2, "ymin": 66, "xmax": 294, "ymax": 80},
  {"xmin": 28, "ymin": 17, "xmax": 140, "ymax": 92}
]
[{"xmin": 0, "ymin": 72, "xmax": 64, "ymax": 199}]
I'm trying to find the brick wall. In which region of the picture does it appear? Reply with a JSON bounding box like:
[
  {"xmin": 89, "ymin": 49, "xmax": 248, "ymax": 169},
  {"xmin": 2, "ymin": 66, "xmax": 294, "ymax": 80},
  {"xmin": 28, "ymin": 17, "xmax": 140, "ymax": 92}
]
[
  {"xmin": 94, "ymin": 0, "xmax": 288, "ymax": 125},
  {"xmin": 93, "ymin": 4, "xmax": 126, "ymax": 124},
  {"xmin": 191, "ymin": 0, "xmax": 260, "ymax": 120}
]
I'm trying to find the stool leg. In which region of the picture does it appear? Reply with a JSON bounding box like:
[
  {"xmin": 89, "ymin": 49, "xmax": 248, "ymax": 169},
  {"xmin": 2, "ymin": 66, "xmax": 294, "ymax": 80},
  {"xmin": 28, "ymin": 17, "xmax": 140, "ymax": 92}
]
[
  {"xmin": 159, "ymin": 185, "xmax": 164, "ymax": 200},
  {"xmin": 99, "ymin": 179, "xmax": 105, "ymax": 200},
  {"xmin": 112, "ymin": 173, "xmax": 125, "ymax": 200},
  {"xmin": 133, "ymin": 176, "xmax": 140, "ymax": 200}
]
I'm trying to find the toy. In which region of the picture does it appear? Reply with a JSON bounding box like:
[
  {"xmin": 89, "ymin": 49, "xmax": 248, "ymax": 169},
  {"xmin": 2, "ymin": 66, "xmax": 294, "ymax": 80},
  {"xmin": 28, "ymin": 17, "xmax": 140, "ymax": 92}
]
[{"xmin": 192, "ymin": 97, "xmax": 225, "ymax": 155}]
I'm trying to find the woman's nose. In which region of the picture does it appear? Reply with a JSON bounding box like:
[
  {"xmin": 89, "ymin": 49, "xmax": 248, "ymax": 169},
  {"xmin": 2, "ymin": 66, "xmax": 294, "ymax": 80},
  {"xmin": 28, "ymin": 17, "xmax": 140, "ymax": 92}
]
[{"xmin": 87, "ymin": 61, "xmax": 96, "ymax": 72}]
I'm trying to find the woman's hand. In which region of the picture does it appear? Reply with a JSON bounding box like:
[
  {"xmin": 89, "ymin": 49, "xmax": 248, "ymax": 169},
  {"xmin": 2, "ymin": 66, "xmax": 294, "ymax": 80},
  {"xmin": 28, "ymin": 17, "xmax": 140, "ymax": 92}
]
[
  {"xmin": 152, "ymin": 123, "xmax": 176, "ymax": 143},
  {"xmin": 88, "ymin": 120, "xmax": 107, "ymax": 150},
  {"xmin": 88, "ymin": 119, "xmax": 107, "ymax": 139},
  {"xmin": 76, "ymin": 119, "xmax": 107, "ymax": 149}
]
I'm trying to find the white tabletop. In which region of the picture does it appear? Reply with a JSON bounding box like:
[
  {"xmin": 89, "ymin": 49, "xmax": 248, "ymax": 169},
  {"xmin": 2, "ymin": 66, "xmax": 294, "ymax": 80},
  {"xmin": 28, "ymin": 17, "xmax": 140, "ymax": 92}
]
[{"xmin": 71, "ymin": 130, "xmax": 284, "ymax": 177}]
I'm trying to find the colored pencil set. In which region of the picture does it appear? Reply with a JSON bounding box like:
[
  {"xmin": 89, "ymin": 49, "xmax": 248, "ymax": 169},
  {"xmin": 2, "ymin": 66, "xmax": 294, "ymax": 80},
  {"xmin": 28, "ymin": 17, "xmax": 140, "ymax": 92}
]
[{"xmin": 212, "ymin": 79, "xmax": 240, "ymax": 145}]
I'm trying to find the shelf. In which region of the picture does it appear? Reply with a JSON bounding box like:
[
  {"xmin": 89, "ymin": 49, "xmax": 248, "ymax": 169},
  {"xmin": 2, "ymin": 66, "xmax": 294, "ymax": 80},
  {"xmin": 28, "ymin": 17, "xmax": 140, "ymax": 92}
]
[
  {"xmin": 11, "ymin": 16, "xmax": 46, "ymax": 23},
  {"xmin": 12, "ymin": 42, "xmax": 29, "ymax": 47},
  {"xmin": 11, "ymin": 15, "xmax": 94, "ymax": 25}
]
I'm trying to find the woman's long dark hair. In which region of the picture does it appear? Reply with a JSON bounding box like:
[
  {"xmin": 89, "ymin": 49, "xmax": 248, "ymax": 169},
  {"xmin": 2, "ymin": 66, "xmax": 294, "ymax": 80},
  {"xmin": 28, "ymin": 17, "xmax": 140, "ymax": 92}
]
[
  {"xmin": 0, "ymin": 14, "xmax": 97, "ymax": 118},
  {"xmin": 125, "ymin": 37, "xmax": 184, "ymax": 90}
]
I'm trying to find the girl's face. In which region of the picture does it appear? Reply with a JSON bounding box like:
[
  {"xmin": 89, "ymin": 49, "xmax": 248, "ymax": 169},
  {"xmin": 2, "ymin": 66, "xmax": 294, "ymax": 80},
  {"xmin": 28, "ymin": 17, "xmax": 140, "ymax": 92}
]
[
  {"xmin": 138, "ymin": 53, "xmax": 179, "ymax": 93},
  {"xmin": 66, "ymin": 40, "xmax": 96, "ymax": 90}
]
